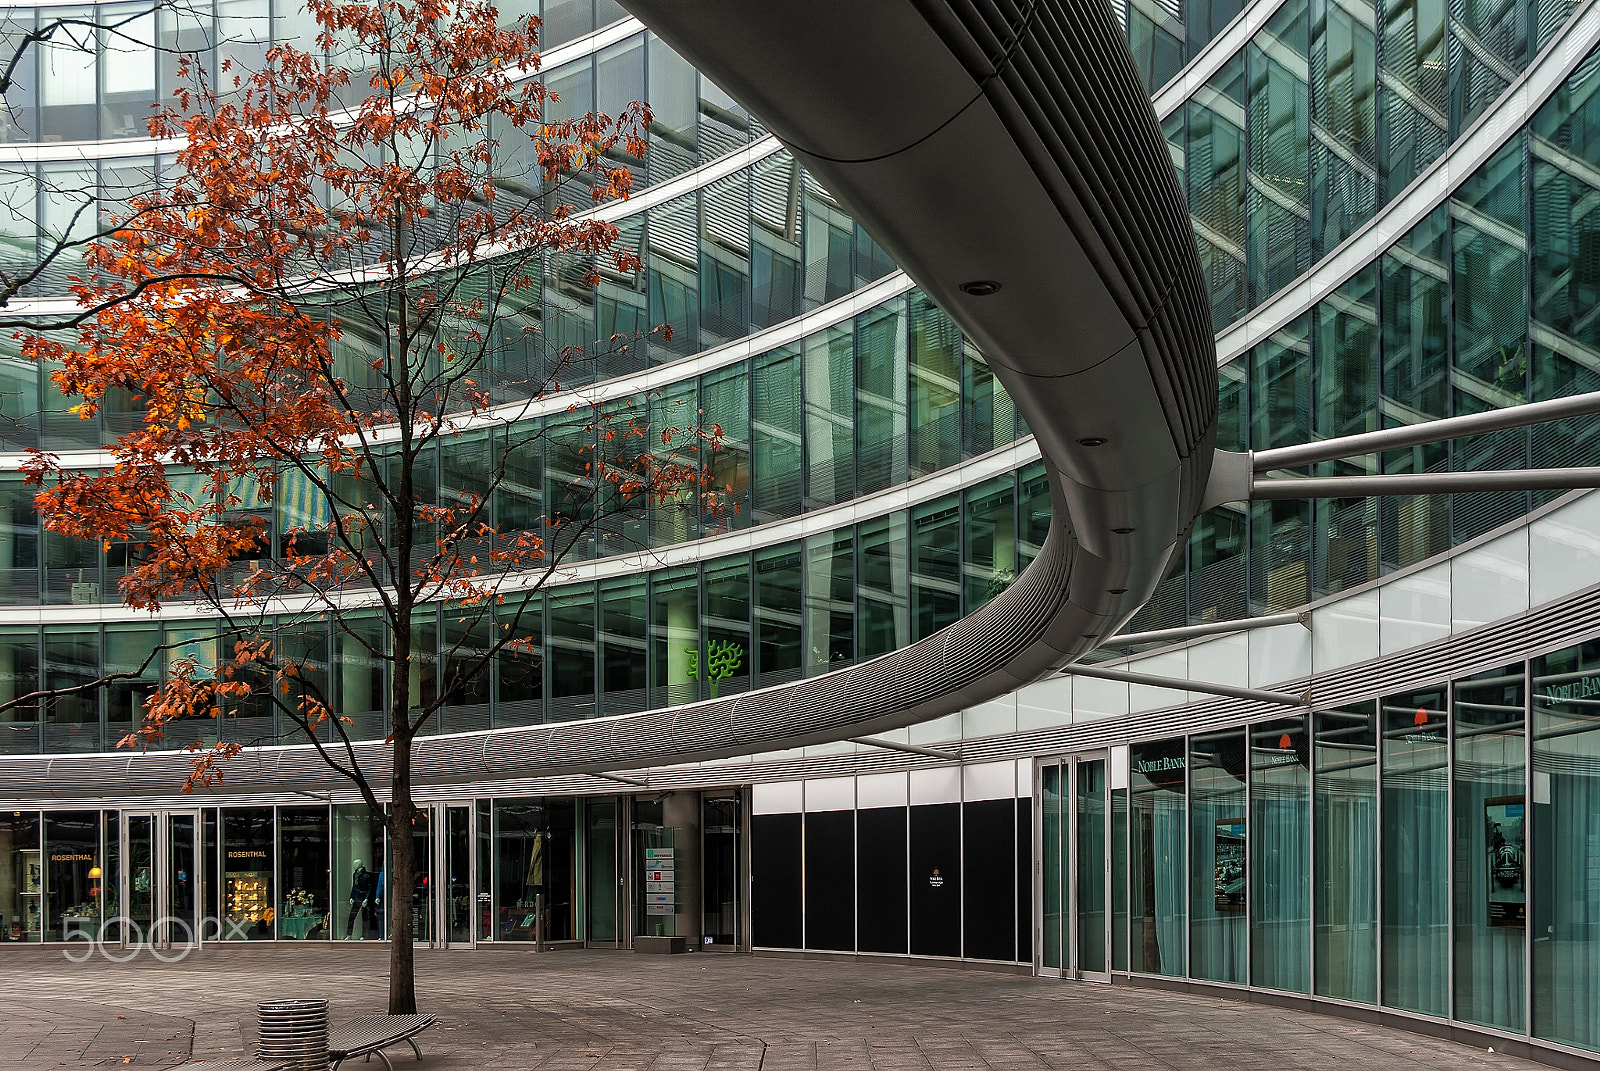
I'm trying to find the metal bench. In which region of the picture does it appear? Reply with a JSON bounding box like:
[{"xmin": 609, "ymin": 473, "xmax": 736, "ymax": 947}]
[{"xmin": 327, "ymin": 1013, "xmax": 436, "ymax": 1070}]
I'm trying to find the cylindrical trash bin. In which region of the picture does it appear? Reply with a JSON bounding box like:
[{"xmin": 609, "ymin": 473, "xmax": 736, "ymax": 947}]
[{"xmin": 258, "ymin": 998, "xmax": 329, "ymax": 1071}]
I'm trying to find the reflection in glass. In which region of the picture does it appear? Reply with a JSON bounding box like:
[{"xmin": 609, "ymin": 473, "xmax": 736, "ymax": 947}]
[
  {"xmin": 1314, "ymin": 704, "xmax": 1377, "ymax": 1002},
  {"xmin": 1251, "ymin": 716, "xmax": 1309, "ymax": 992},
  {"xmin": 1532, "ymin": 642, "xmax": 1600, "ymax": 1051},
  {"xmin": 1041, "ymin": 762, "xmax": 1062, "ymax": 970},
  {"xmin": 1130, "ymin": 739, "xmax": 1186, "ymax": 976},
  {"xmin": 277, "ymin": 807, "xmax": 329, "ymax": 942},
  {"xmin": 1452, "ymin": 665, "xmax": 1526, "ymax": 1031},
  {"xmin": 44, "ymin": 810, "xmax": 99, "ymax": 942},
  {"xmin": 1381, "ymin": 686, "xmax": 1449, "ymax": 1015},
  {"xmin": 1076, "ymin": 759, "xmax": 1107, "ymax": 974},
  {"xmin": 223, "ymin": 808, "xmax": 275, "ymax": 941},
  {"xmin": 1190, "ymin": 729, "xmax": 1246, "ymax": 983}
]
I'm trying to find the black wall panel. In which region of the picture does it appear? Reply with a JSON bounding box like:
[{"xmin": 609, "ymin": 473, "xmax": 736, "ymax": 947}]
[
  {"xmin": 803, "ymin": 809, "xmax": 856, "ymax": 950},
  {"xmin": 909, "ymin": 802, "xmax": 961, "ymax": 957},
  {"xmin": 962, "ymin": 798, "xmax": 1016, "ymax": 961},
  {"xmin": 752, "ymin": 812, "xmax": 802, "ymax": 948},
  {"xmin": 1016, "ymin": 802, "xmax": 1032, "ymax": 963},
  {"xmin": 856, "ymin": 806, "xmax": 908, "ymax": 953}
]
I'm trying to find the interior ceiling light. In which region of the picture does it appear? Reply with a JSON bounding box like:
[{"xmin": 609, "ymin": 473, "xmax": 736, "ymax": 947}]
[
  {"xmin": 1078, "ymin": 437, "xmax": 1107, "ymax": 447},
  {"xmin": 958, "ymin": 279, "xmax": 1001, "ymax": 296}
]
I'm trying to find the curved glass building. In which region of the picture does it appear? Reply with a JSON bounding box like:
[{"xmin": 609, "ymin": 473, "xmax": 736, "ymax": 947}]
[{"xmin": 0, "ymin": 0, "xmax": 1598, "ymax": 1064}]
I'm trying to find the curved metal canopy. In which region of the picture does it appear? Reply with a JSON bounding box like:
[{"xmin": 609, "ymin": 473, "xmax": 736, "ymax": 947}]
[{"xmin": 0, "ymin": 0, "xmax": 1217, "ymax": 800}]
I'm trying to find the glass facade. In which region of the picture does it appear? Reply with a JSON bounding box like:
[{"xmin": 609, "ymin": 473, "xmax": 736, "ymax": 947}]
[
  {"xmin": 0, "ymin": 459, "xmax": 1042, "ymax": 753},
  {"xmin": 0, "ymin": 0, "xmax": 1595, "ymax": 1058},
  {"xmin": 0, "ymin": 795, "xmax": 627, "ymax": 947},
  {"xmin": 1039, "ymin": 645, "xmax": 1599, "ymax": 1054},
  {"xmin": 1120, "ymin": 34, "xmax": 1600, "ymax": 641}
]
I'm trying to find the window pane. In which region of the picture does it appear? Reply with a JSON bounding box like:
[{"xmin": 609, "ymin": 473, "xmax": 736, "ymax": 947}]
[
  {"xmin": 1250, "ymin": 716, "xmax": 1310, "ymax": 992},
  {"xmin": 1190, "ymin": 728, "xmax": 1247, "ymax": 983},
  {"xmin": 650, "ymin": 567, "xmax": 698, "ymax": 708},
  {"xmin": 1532, "ymin": 641, "xmax": 1600, "ymax": 1050},
  {"xmin": 1452, "ymin": 664, "xmax": 1526, "ymax": 1032},
  {"xmin": 963, "ymin": 477, "xmax": 1015, "ymax": 611},
  {"xmin": 495, "ymin": 798, "xmax": 576, "ymax": 942},
  {"xmin": 752, "ymin": 346, "xmax": 803, "ymax": 523},
  {"xmin": 547, "ymin": 586, "xmax": 596, "ymax": 721},
  {"xmin": 1380, "ymin": 684, "xmax": 1449, "ymax": 1015},
  {"xmin": 277, "ymin": 807, "xmax": 329, "ymax": 942},
  {"xmin": 43, "ymin": 810, "xmax": 100, "ymax": 941},
  {"xmin": 701, "ymin": 362, "xmax": 750, "ymax": 533},
  {"xmin": 910, "ymin": 496, "xmax": 959, "ymax": 641},
  {"xmin": 804, "ymin": 532, "xmax": 852, "ymax": 672},
  {"xmin": 704, "ymin": 557, "xmax": 750, "ymax": 698},
  {"xmin": 907, "ymin": 292, "xmax": 959, "ymax": 477},
  {"xmin": 857, "ymin": 513, "xmax": 908, "ymax": 660},
  {"xmin": 223, "ymin": 808, "xmax": 275, "ymax": 940},
  {"xmin": 332, "ymin": 804, "xmax": 384, "ymax": 940},
  {"xmin": 803, "ymin": 324, "xmax": 853, "ymax": 508},
  {"xmin": 1131, "ymin": 739, "xmax": 1186, "ymax": 976},
  {"xmin": 854, "ymin": 300, "xmax": 907, "ymax": 495},
  {"xmin": 1314, "ymin": 704, "xmax": 1378, "ymax": 1002},
  {"xmin": 961, "ymin": 338, "xmax": 1015, "ymax": 458},
  {"xmin": 43, "ymin": 628, "xmax": 98, "ymax": 753},
  {"xmin": 755, "ymin": 543, "xmax": 802, "ymax": 686}
]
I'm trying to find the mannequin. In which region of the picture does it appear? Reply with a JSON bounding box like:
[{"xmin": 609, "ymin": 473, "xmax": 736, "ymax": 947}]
[{"xmin": 345, "ymin": 858, "xmax": 377, "ymax": 939}]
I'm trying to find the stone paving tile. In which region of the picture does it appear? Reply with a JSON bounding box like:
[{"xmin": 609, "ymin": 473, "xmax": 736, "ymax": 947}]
[{"xmin": 0, "ymin": 946, "xmax": 1553, "ymax": 1070}]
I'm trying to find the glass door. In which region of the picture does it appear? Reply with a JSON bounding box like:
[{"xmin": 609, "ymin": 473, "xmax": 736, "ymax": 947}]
[
  {"xmin": 438, "ymin": 805, "xmax": 474, "ymax": 948},
  {"xmin": 1037, "ymin": 753, "xmax": 1111, "ymax": 981},
  {"xmin": 584, "ymin": 798, "xmax": 622, "ymax": 946},
  {"xmin": 119, "ymin": 811, "xmax": 201, "ymax": 949},
  {"xmin": 123, "ymin": 813, "xmax": 155, "ymax": 946},
  {"xmin": 702, "ymin": 794, "xmax": 743, "ymax": 950},
  {"xmin": 1074, "ymin": 756, "xmax": 1110, "ymax": 981},
  {"xmin": 166, "ymin": 813, "xmax": 198, "ymax": 944}
]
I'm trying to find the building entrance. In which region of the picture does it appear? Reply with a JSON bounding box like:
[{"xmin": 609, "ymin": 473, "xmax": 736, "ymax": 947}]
[
  {"xmin": 119, "ymin": 810, "xmax": 201, "ymax": 949},
  {"xmin": 1038, "ymin": 753, "xmax": 1110, "ymax": 981}
]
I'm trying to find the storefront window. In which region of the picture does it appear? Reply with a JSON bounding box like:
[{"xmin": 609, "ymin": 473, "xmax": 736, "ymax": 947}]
[
  {"xmin": 1452, "ymin": 665, "xmax": 1527, "ymax": 1032},
  {"xmin": 278, "ymin": 807, "xmax": 330, "ymax": 942},
  {"xmin": 1532, "ymin": 642, "xmax": 1600, "ymax": 1052},
  {"xmin": 1190, "ymin": 728, "xmax": 1246, "ymax": 983},
  {"xmin": 1314, "ymin": 704, "xmax": 1377, "ymax": 1003},
  {"xmin": 332, "ymin": 805, "xmax": 384, "ymax": 941},
  {"xmin": 1250, "ymin": 716, "xmax": 1309, "ymax": 993},
  {"xmin": 1130, "ymin": 739, "xmax": 1186, "ymax": 976},
  {"xmin": 494, "ymin": 798, "xmax": 575, "ymax": 942},
  {"xmin": 1381, "ymin": 685, "xmax": 1449, "ymax": 1015},
  {"xmin": 222, "ymin": 808, "xmax": 274, "ymax": 940},
  {"xmin": 43, "ymin": 811, "xmax": 100, "ymax": 942},
  {"xmin": 0, "ymin": 811, "xmax": 41, "ymax": 942}
]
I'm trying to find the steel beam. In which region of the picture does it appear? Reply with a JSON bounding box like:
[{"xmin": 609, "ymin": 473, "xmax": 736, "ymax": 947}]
[
  {"xmin": 1098, "ymin": 611, "xmax": 1308, "ymax": 649},
  {"xmin": 1253, "ymin": 468, "xmax": 1600, "ymax": 499},
  {"xmin": 1067, "ymin": 664, "xmax": 1308, "ymax": 706},
  {"xmin": 851, "ymin": 736, "xmax": 959, "ymax": 761},
  {"xmin": 1251, "ymin": 391, "xmax": 1600, "ymax": 471},
  {"xmin": 593, "ymin": 771, "xmax": 650, "ymax": 788}
]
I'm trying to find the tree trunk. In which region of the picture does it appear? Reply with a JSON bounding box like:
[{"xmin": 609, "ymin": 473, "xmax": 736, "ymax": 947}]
[{"xmin": 387, "ymin": 747, "xmax": 418, "ymax": 1014}]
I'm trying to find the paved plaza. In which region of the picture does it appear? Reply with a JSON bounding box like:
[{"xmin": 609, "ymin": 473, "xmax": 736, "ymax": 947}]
[{"xmin": 0, "ymin": 946, "xmax": 1539, "ymax": 1070}]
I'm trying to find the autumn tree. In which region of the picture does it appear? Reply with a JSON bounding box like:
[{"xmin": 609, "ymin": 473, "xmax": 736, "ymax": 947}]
[{"xmin": 20, "ymin": 0, "xmax": 718, "ymax": 1012}]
